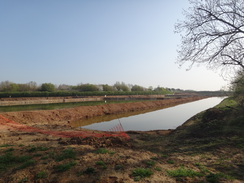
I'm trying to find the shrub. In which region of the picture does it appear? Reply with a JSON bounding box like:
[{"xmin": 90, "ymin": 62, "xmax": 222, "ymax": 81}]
[{"xmin": 40, "ymin": 83, "xmax": 56, "ymax": 92}]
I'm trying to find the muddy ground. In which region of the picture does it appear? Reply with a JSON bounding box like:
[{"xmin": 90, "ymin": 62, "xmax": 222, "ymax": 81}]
[{"xmin": 0, "ymin": 97, "xmax": 243, "ymax": 183}]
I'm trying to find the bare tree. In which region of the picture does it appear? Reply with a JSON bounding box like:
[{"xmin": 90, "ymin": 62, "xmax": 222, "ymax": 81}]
[{"xmin": 175, "ymin": 0, "xmax": 244, "ymax": 74}]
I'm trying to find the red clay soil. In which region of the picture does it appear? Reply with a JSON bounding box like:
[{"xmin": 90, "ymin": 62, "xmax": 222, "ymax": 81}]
[
  {"xmin": 0, "ymin": 115, "xmax": 129, "ymax": 139},
  {"xmin": 0, "ymin": 97, "xmax": 206, "ymax": 139}
]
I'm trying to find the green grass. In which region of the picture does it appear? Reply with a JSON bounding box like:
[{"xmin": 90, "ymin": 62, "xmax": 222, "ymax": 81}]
[
  {"xmin": 0, "ymin": 152, "xmax": 33, "ymax": 171},
  {"xmin": 35, "ymin": 171, "xmax": 48, "ymax": 179},
  {"xmin": 95, "ymin": 161, "xmax": 107, "ymax": 169},
  {"xmin": 94, "ymin": 148, "xmax": 110, "ymax": 154},
  {"xmin": 18, "ymin": 177, "xmax": 28, "ymax": 183},
  {"xmin": 114, "ymin": 164, "xmax": 123, "ymax": 171},
  {"xmin": 16, "ymin": 160, "xmax": 35, "ymax": 170},
  {"xmin": 195, "ymin": 163, "xmax": 210, "ymax": 174},
  {"xmin": 5, "ymin": 148, "xmax": 14, "ymax": 153},
  {"xmin": 167, "ymin": 160, "xmax": 175, "ymax": 164},
  {"xmin": 55, "ymin": 148, "xmax": 76, "ymax": 161},
  {"xmin": 143, "ymin": 160, "xmax": 156, "ymax": 167},
  {"xmin": 132, "ymin": 168, "xmax": 153, "ymax": 181},
  {"xmin": 206, "ymin": 173, "xmax": 233, "ymax": 183},
  {"xmin": 0, "ymin": 144, "xmax": 14, "ymax": 148},
  {"xmin": 27, "ymin": 145, "xmax": 49, "ymax": 153},
  {"xmin": 54, "ymin": 161, "xmax": 76, "ymax": 172},
  {"xmin": 155, "ymin": 167, "xmax": 162, "ymax": 171},
  {"xmin": 215, "ymin": 97, "xmax": 237, "ymax": 108},
  {"xmin": 166, "ymin": 166, "xmax": 203, "ymax": 178}
]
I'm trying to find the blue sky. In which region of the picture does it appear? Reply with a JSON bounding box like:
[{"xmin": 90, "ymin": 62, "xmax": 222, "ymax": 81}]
[{"xmin": 0, "ymin": 0, "xmax": 228, "ymax": 91}]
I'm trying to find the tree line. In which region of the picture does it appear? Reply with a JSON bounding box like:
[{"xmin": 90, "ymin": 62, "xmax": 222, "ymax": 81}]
[{"xmin": 0, "ymin": 81, "xmax": 170, "ymax": 94}]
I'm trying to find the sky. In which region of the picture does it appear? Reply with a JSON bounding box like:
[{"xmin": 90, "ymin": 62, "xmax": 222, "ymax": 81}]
[{"xmin": 0, "ymin": 0, "xmax": 229, "ymax": 91}]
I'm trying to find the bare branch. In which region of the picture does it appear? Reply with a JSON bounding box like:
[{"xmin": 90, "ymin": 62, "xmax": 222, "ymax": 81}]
[{"xmin": 176, "ymin": 0, "xmax": 244, "ymax": 75}]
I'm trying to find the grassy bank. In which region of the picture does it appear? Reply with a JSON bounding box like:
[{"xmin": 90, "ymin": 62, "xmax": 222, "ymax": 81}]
[{"xmin": 130, "ymin": 97, "xmax": 244, "ymax": 182}]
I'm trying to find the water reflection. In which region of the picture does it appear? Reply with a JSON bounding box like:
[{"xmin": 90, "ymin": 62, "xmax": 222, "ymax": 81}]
[{"xmin": 73, "ymin": 97, "xmax": 225, "ymax": 131}]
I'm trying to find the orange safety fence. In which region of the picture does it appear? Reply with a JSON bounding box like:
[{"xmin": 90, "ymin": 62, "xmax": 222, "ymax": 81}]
[{"xmin": 0, "ymin": 114, "xmax": 129, "ymax": 139}]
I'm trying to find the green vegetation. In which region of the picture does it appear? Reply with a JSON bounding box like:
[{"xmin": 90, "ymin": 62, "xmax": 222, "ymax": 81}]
[
  {"xmin": 27, "ymin": 145, "xmax": 49, "ymax": 152},
  {"xmin": 18, "ymin": 178, "xmax": 28, "ymax": 183},
  {"xmin": 114, "ymin": 164, "xmax": 123, "ymax": 171},
  {"xmin": 94, "ymin": 148, "xmax": 110, "ymax": 154},
  {"xmin": 206, "ymin": 172, "xmax": 233, "ymax": 183},
  {"xmin": 167, "ymin": 160, "xmax": 175, "ymax": 164},
  {"xmin": 40, "ymin": 83, "xmax": 56, "ymax": 92},
  {"xmin": 35, "ymin": 171, "xmax": 48, "ymax": 179},
  {"xmin": 95, "ymin": 161, "xmax": 107, "ymax": 169},
  {"xmin": 54, "ymin": 161, "xmax": 77, "ymax": 172},
  {"xmin": 173, "ymin": 96, "xmax": 244, "ymax": 141},
  {"xmin": 132, "ymin": 168, "xmax": 153, "ymax": 181},
  {"xmin": 0, "ymin": 90, "xmax": 170, "ymax": 98},
  {"xmin": 0, "ymin": 80, "xmax": 172, "ymax": 98},
  {"xmin": 166, "ymin": 166, "xmax": 202, "ymax": 178},
  {"xmin": 16, "ymin": 159, "xmax": 35, "ymax": 170},
  {"xmin": 143, "ymin": 160, "xmax": 156, "ymax": 168},
  {"xmin": 55, "ymin": 148, "xmax": 76, "ymax": 161},
  {"xmin": 0, "ymin": 152, "xmax": 33, "ymax": 172},
  {"xmin": 0, "ymin": 144, "xmax": 14, "ymax": 148},
  {"xmin": 232, "ymin": 71, "xmax": 244, "ymax": 106}
]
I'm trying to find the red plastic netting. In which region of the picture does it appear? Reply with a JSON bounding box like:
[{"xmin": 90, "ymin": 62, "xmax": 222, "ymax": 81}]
[{"xmin": 0, "ymin": 115, "xmax": 129, "ymax": 139}]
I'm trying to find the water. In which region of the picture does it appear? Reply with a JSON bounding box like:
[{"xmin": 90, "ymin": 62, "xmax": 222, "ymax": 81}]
[{"xmin": 78, "ymin": 97, "xmax": 225, "ymax": 131}]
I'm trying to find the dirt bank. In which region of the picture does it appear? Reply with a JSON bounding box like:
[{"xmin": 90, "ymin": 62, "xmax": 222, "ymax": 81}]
[{"xmin": 1, "ymin": 97, "xmax": 206, "ymax": 128}]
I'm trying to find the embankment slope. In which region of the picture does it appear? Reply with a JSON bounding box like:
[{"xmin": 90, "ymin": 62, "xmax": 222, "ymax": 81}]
[{"xmin": 1, "ymin": 97, "xmax": 205, "ymax": 127}]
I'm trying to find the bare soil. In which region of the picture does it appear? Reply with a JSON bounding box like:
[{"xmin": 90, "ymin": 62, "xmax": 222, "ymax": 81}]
[{"xmin": 0, "ymin": 97, "xmax": 243, "ymax": 183}]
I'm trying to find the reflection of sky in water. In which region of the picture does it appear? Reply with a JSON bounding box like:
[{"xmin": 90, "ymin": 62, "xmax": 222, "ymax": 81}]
[{"xmin": 81, "ymin": 97, "xmax": 225, "ymax": 131}]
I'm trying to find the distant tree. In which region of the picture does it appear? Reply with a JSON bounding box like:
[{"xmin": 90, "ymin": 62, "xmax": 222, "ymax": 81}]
[
  {"xmin": 40, "ymin": 83, "xmax": 56, "ymax": 92},
  {"xmin": 18, "ymin": 84, "xmax": 30, "ymax": 92},
  {"xmin": 131, "ymin": 85, "xmax": 145, "ymax": 92},
  {"xmin": 102, "ymin": 84, "xmax": 115, "ymax": 91},
  {"xmin": 148, "ymin": 86, "xmax": 153, "ymax": 91},
  {"xmin": 232, "ymin": 71, "xmax": 244, "ymax": 106},
  {"xmin": 154, "ymin": 86, "xmax": 168, "ymax": 93},
  {"xmin": 27, "ymin": 81, "xmax": 37, "ymax": 91},
  {"xmin": 0, "ymin": 81, "xmax": 19, "ymax": 92},
  {"xmin": 58, "ymin": 84, "xmax": 73, "ymax": 91},
  {"xmin": 76, "ymin": 84, "xmax": 99, "ymax": 92},
  {"xmin": 175, "ymin": 0, "xmax": 244, "ymax": 74},
  {"xmin": 114, "ymin": 82, "xmax": 130, "ymax": 92}
]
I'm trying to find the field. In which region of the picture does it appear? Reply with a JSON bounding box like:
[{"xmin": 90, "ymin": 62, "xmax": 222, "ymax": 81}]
[{"xmin": 0, "ymin": 97, "xmax": 243, "ymax": 183}]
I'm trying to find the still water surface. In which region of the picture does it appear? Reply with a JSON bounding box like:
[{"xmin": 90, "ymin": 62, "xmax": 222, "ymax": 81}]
[{"xmin": 78, "ymin": 97, "xmax": 225, "ymax": 131}]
